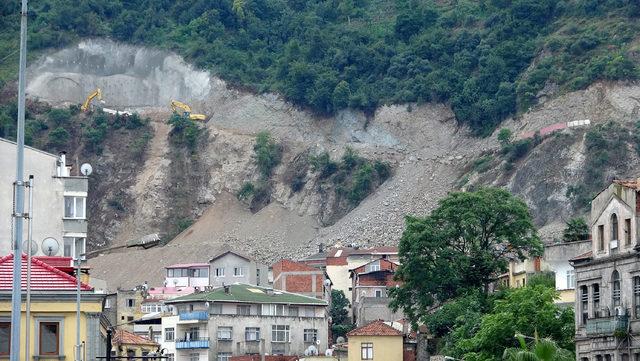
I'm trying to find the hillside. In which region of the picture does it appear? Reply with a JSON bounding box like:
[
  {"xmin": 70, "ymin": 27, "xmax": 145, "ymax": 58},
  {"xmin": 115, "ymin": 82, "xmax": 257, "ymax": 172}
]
[{"xmin": 1, "ymin": 0, "xmax": 640, "ymax": 135}]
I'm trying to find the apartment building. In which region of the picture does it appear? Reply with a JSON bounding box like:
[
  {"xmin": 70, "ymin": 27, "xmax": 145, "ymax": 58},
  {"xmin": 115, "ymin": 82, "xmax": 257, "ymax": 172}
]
[
  {"xmin": 0, "ymin": 138, "xmax": 89, "ymax": 259},
  {"xmin": 350, "ymin": 258, "xmax": 403, "ymax": 326},
  {"xmin": 165, "ymin": 263, "xmax": 210, "ymax": 287},
  {"xmin": 572, "ymin": 179, "xmax": 640, "ymax": 361},
  {"xmin": 209, "ymin": 251, "xmax": 270, "ymax": 287},
  {"xmin": 163, "ymin": 283, "xmax": 329, "ymax": 361},
  {"xmin": 272, "ymin": 259, "xmax": 331, "ymax": 300}
]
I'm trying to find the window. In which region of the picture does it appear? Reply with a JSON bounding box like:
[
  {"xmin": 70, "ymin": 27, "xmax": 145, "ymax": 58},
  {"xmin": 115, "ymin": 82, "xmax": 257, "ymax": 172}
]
[
  {"xmin": 361, "ymin": 342, "xmax": 373, "ymax": 360},
  {"xmin": 271, "ymin": 325, "xmax": 290, "ymax": 342},
  {"xmin": 217, "ymin": 353, "xmax": 231, "ymax": 361},
  {"xmin": 40, "ymin": 322, "xmax": 60, "ymax": 355},
  {"xmin": 598, "ymin": 225, "xmax": 605, "ymax": 251},
  {"xmin": 580, "ymin": 286, "xmax": 588, "ymax": 324},
  {"xmin": 63, "ymin": 237, "xmax": 86, "ymax": 260},
  {"xmin": 0, "ymin": 322, "xmax": 9, "ymax": 355},
  {"xmin": 612, "ymin": 270, "xmax": 621, "ymax": 307},
  {"xmin": 165, "ymin": 328, "xmax": 175, "ymax": 342},
  {"xmin": 166, "ymin": 354, "xmax": 174, "ymax": 361},
  {"xmin": 234, "ymin": 267, "xmax": 244, "ymax": 276},
  {"xmin": 64, "ymin": 196, "xmax": 86, "ymax": 219},
  {"xmin": 612, "ymin": 214, "xmax": 619, "ymax": 241},
  {"xmin": 288, "ymin": 306, "xmax": 299, "ymax": 317},
  {"xmin": 375, "ymin": 289, "xmax": 384, "ymax": 298},
  {"xmin": 245, "ymin": 327, "xmax": 260, "ymax": 341},
  {"xmin": 211, "ymin": 303, "xmax": 222, "ymax": 315},
  {"xmin": 593, "ymin": 284, "xmax": 600, "ymax": 317},
  {"xmin": 303, "ymin": 329, "xmax": 317, "ymax": 343},
  {"xmin": 367, "ymin": 260, "xmax": 381, "ymax": 272},
  {"xmin": 217, "ymin": 326, "xmax": 232, "ymax": 340},
  {"xmin": 189, "ymin": 353, "xmax": 199, "ymax": 361},
  {"xmin": 127, "ymin": 316, "xmax": 134, "ymax": 322},
  {"xmin": 127, "ymin": 299, "xmax": 135, "ymax": 308},
  {"xmin": 237, "ymin": 305, "xmax": 251, "ymax": 315},
  {"xmin": 187, "ymin": 327, "xmax": 199, "ymax": 340},
  {"xmin": 566, "ymin": 270, "xmax": 576, "ymax": 289},
  {"xmin": 189, "ymin": 268, "xmax": 209, "ymax": 278},
  {"xmin": 634, "ymin": 277, "xmax": 640, "ymax": 318},
  {"xmin": 214, "ymin": 268, "xmax": 224, "ymax": 277},
  {"xmin": 262, "ymin": 304, "xmax": 285, "ymax": 316},
  {"xmin": 127, "ymin": 349, "xmax": 135, "ymax": 359},
  {"xmin": 626, "ymin": 218, "xmax": 632, "ymax": 246}
]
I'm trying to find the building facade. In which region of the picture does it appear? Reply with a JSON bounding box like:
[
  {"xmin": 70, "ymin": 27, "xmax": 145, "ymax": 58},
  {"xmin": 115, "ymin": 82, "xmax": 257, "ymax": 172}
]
[
  {"xmin": 209, "ymin": 251, "xmax": 269, "ymax": 287},
  {"xmin": 573, "ymin": 180, "xmax": 640, "ymax": 361},
  {"xmin": 272, "ymin": 259, "xmax": 330, "ymax": 300},
  {"xmin": 164, "ymin": 283, "xmax": 329, "ymax": 361},
  {"xmin": 350, "ymin": 258, "xmax": 403, "ymax": 326},
  {"xmin": 0, "ymin": 138, "xmax": 89, "ymax": 259},
  {"xmin": 0, "ymin": 253, "xmax": 105, "ymax": 360},
  {"xmin": 347, "ymin": 320, "xmax": 404, "ymax": 361},
  {"xmin": 165, "ymin": 263, "xmax": 210, "ymax": 288}
]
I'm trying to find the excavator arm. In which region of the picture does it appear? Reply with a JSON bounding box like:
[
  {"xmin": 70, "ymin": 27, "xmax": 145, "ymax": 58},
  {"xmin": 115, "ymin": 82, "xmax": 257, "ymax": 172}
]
[
  {"xmin": 81, "ymin": 88, "xmax": 102, "ymax": 112},
  {"xmin": 170, "ymin": 100, "xmax": 207, "ymax": 121}
]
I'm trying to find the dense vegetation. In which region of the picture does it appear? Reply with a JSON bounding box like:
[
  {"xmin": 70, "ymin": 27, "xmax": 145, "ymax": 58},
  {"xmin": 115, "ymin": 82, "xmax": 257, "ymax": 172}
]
[{"xmin": 1, "ymin": 0, "xmax": 639, "ymax": 134}]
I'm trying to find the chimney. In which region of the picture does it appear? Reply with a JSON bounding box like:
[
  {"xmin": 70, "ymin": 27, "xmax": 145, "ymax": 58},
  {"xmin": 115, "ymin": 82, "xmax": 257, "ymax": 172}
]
[
  {"xmin": 57, "ymin": 152, "xmax": 68, "ymax": 177},
  {"xmin": 223, "ymin": 284, "xmax": 230, "ymax": 294}
]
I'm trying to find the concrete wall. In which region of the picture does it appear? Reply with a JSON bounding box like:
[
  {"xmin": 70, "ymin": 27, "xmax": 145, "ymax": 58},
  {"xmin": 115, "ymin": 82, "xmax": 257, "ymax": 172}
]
[
  {"xmin": 160, "ymin": 315, "xmax": 178, "ymax": 359},
  {"xmin": 347, "ymin": 335, "xmax": 403, "ymax": 361},
  {"xmin": 354, "ymin": 297, "xmax": 404, "ymax": 327},
  {"xmin": 590, "ymin": 184, "xmax": 638, "ymax": 259},
  {"xmin": 209, "ymin": 253, "xmax": 269, "ymax": 287}
]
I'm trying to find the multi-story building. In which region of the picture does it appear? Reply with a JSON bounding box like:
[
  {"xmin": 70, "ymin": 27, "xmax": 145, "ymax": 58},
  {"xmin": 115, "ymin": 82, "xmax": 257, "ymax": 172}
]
[
  {"xmin": 0, "ymin": 138, "xmax": 89, "ymax": 259},
  {"xmin": 115, "ymin": 285, "xmax": 148, "ymax": 331},
  {"xmin": 111, "ymin": 329, "xmax": 159, "ymax": 358},
  {"xmin": 572, "ymin": 179, "xmax": 640, "ymax": 361},
  {"xmin": 209, "ymin": 251, "xmax": 269, "ymax": 287},
  {"xmin": 347, "ymin": 320, "xmax": 406, "ymax": 361},
  {"xmin": 163, "ymin": 283, "xmax": 329, "ymax": 360},
  {"xmin": 165, "ymin": 263, "xmax": 210, "ymax": 287},
  {"xmin": 0, "ymin": 253, "xmax": 105, "ymax": 360},
  {"xmin": 272, "ymin": 259, "xmax": 330, "ymax": 300},
  {"xmin": 350, "ymin": 258, "xmax": 403, "ymax": 326}
]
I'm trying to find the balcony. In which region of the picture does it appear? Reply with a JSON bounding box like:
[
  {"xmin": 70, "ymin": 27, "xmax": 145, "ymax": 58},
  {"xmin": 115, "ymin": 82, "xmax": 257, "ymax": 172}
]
[
  {"xmin": 179, "ymin": 310, "xmax": 209, "ymax": 321},
  {"xmin": 175, "ymin": 337, "xmax": 210, "ymax": 349},
  {"xmin": 586, "ymin": 316, "xmax": 628, "ymax": 336}
]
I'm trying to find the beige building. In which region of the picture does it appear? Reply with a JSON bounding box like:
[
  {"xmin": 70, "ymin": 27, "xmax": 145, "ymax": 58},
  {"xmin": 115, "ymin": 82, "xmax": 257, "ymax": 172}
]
[
  {"xmin": 0, "ymin": 138, "xmax": 88, "ymax": 259},
  {"xmin": 572, "ymin": 180, "xmax": 640, "ymax": 361},
  {"xmin": 347, "ymin": 320, "xmax": 405, "ymax": 361}
]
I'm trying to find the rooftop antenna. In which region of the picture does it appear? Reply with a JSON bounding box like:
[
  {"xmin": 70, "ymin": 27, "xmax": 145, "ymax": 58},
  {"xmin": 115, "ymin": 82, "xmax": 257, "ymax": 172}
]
[{"xmin": 10, "ymin": 0, "xmax": 29, "ymax": 359}]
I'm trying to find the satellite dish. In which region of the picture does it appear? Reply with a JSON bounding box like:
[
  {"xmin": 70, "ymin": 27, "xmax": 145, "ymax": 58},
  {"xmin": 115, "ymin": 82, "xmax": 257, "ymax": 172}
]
[
  {"xmin": 23, "ymin": 240, "xmax": 38, "ymax": 255},
  {"xmin": 316, "ymin": 339, "xmax": 321, "ymax": 345},
  {"xmin": 41, "ymin": 237, "xmax": 60, "ymax": 256},
  {"xmin": 80, "ymin": 163, "xmax": 93, "ymax": 176}
]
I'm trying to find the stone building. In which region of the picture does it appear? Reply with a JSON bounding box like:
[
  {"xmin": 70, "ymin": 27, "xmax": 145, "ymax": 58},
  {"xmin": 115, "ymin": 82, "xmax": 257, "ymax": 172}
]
[{"xmin": 572, "ymin": 180, "xmax": 640, "ymax": 361}]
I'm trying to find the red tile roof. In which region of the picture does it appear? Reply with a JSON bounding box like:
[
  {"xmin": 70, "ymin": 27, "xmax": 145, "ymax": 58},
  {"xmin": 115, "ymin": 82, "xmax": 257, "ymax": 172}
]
[
  {"xmin": 112, "ymin": 329, "xmax": 159, "ymax": 347},
  {"xmin": 613, "ymin": 179, "xmax": 640, "ymax": 190},
  {"xmin": 0, "ymin": 254, "xmax": 92, "ymax": 291},
  {"xmin": 570, "ymin": 251, "xmax": 593, "ymax": 262},
  {"xmin": 34, "ymin": 256, "xmax": 73, "ymax": 268},
  {"xmin": 347, "ymin": 320, "xmax": 403, "ymax": 337}
]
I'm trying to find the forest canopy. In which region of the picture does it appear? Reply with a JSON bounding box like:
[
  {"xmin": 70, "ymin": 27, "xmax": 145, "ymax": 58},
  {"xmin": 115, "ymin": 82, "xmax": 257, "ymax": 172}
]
[{"xmin": 1, "ymin": 0, "xmax": 639, "ymax": 134}]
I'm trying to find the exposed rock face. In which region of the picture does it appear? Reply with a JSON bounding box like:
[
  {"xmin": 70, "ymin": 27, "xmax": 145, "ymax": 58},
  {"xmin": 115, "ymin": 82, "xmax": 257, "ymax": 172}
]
[{"xmin": 22, "ymin": 39, "xmax": 640, "ymax": 289}]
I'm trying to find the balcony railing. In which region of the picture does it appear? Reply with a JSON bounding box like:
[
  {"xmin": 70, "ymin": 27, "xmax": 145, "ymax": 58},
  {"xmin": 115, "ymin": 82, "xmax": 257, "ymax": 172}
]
[
  {"xmin": 175, "ymin": 337, "xmax": 210, "ymax": 349},
  {"xmin": 586, "ymin": 316, "xmax": 628, "ymax": 335},
  {"xmin": 179, "ymin": 310, "xmax": 209, "ymax": 321}
]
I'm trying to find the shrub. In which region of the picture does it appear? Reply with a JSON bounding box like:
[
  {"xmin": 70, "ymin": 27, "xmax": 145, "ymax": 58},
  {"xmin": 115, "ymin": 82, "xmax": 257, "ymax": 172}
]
[
  {"xmin": 309, "ymin": 152, "xmax": 338, "ymax": 178},
  {"xmin": 562, "ymin": 217, "xmax": 590, "ymax": 242},
  {"xmin": 497, "ymin": 128, "xmax": 513, "ymax": 147},
  {"xmin": 254, "ymin": 131, "xmax": 282, "ymax": 178},
  {"xmin": 473, "ymin": 155, "xmax": 493, "ymax": 173},
  {"xmin": 48, "ymin": 108, "xmax": 72, "ymax": 126},
  {"xmin": 341, "ymin": 146, "xmax": 361, "ymax": 170},
  {"xmin": 373, "ymin": 160, "xmax": 391, "ymax": 181},
  {"xmin": 348, "ymin": 163, "xmax": 374, "ymax": 205},
  {"xmin": 168, "ymin": 114, "xmax": 202, "ymax": 151},
  {"xmin": 48, "ymin": 126, "xmax": 70, "ymax": 149},
  {"xmin": 237, "ymin": 182, "xmax": 255, "ymax": 200}
]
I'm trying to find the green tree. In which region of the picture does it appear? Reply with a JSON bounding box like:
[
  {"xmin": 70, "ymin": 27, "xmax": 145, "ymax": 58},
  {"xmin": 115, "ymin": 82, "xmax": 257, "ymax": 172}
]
[
  {"xmin": 503, "ymin": 336, "xmax": 574, "ymax": 361},
  {"xmin": 330, "ymin": 290, "xmax": 354, "ymax": 341},
  {"xmin": 48, "ymin": 126, "xmax": 70, "ymax": 149},
  {"xmin": 48, "ymin": 108, "xmax": 72, "ymax": 126},
  {"xmin": 254, "ymin": 131, "xmax": 282, "ymax": 178},
  {"xmin": 390, "ymin": 188, "xmax": 542, "ymax": 325},
  {"xmin": 332, "ymin": 81, "xmax": 351, "ymax": 109},
  {"xmin": 498, "ymin": 128, "xmax": 513, "ymax": 147},
  {"xmin": 562, "ymin": 218, "xmax": 589, "ymax": 242},
  {"xmin": 232, "ymin": 0, "xmax": 246, "ymax": 19}
]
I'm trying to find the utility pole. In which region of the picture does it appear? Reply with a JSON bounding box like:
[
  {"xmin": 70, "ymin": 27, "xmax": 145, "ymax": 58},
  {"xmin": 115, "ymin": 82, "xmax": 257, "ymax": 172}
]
[
  {"xmin": 76, "ymin": 255, "xmax": 82, "ymax": 361},
  {"xmin": 10, "ymin": 0, "xmax": 29, "ymax": 360}
]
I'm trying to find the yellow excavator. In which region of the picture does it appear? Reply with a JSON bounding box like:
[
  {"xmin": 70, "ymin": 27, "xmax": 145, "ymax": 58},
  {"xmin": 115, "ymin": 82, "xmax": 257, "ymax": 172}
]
[
  {"xmin": 81, "ymin": 88, "xmax": 102, "ymax": 112},
  {"xmin": 170, "ymin": 100, "xmax": 207, "ymax": 121}
]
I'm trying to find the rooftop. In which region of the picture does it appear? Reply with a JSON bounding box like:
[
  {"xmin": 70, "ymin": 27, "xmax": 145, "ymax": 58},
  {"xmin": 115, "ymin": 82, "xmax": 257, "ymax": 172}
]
[
  {"xmin": 347, "ymin": 320, "xmax": 404, "ymax": 337},
  {"xmin": 209, "ymin": 250, "xmax": 251, "ymax": 263},
  {"xmin": 112, "ymin": 329, "xmax": 158, "ymax": 347},
  {"xmin": 273, "ymin": 259, "xmax": 321, "ymax": 272},
  {"xmin": 570, "ymin": 251, "xmax": 593, "ymax": 262},
  {"xmin": 165, "ymin": 263, "xmax": 209, "ymax": 269},
  {"xmin": 167, "ymin": 283, "xmax": 327, "ymax": 305},
  {"xmin": 0, "ymin": 254, "xmax": 92, "ymax": 291},
  {"xmin": 613, "ymin": 179, "xmax": 640, "ymax": 190}
]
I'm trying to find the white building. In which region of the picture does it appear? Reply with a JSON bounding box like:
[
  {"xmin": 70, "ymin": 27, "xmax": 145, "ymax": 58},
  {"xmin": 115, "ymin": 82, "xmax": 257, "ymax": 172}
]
[
  {"xmin": 209, "ymin": 251, "xmax": 269, "ymax": 287},
  {"xmin": 165, "ymin": 263, "xmax": 210, "ymax": 288},
  {"xmin": 162, "ymin": 283, "xmax": 329, "ymax": 361},
  {"xmin": 0, "ymin": 138, "xmax": 88, "ymax": 258}
]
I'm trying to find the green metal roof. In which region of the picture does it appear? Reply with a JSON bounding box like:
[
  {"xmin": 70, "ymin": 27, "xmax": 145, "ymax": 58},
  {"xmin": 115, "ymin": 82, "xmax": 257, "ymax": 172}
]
[{"xmin": 166, "ymin": 283, "xmax": 327, "ymax": 306}]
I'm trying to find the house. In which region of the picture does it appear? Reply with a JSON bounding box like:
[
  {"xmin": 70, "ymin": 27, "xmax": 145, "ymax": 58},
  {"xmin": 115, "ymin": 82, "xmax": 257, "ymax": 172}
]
[
  {"xmin": 0, "ymin": 138, "xmax": 89, "ymax": 258},
  {"xmin": 572, "ymin": 179, "xmax": 640, "ymax": 361},
  {"xmin": 165, "ymin": 263, "xmax": 210, "ymax": 287},
  {"xmin": 209, "ymin": 250, "xmax": 269, "ymax": 287},
  {"xmin": 272, "ymin": 259, "xmax": 331, "ymax": 300},
  {"xmin": 114, "ymin": 284, "xmax": 149, "ymax": 331},
  {"xmin": 347, "ymin": 320, "xmax": 404, "ymax": 361},
  {"xmin": 303, "ymin": 246, "xmax": 398, "ymax": 314},
  {"xmin": 111, "ymin": 328, "xmax": 159, "ymax": 358},
  {"xmin": 350, "ymin": 258, "xmax": 403, "ymax": 326},
  {"xmin": 163, "ymin": 283, "xmax": 329, "ymax": 361},
  {"xmin": 0, "ymin": 253, "xmax": 105, "ymax": 360}
]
